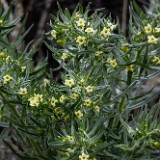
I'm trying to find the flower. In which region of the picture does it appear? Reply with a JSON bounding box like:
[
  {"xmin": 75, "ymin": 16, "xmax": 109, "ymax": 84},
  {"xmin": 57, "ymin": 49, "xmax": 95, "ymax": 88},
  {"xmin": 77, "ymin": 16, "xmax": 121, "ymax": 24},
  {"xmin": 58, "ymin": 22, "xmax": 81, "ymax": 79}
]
[
  {"xmin": 3, "ymin": 75, "xmax": 13, "ymax": 84},
  {"xmin": 121, "ymin": 44, "xmax": 129, "ymax": 53},
  {"xmin": 78, "ymin": 25, "xmax": 84, "ymax": 31},
  {"xmin": 0, "ymin": 52, "xmax": 5, "ymax": 58},
  {"xmin": 0, "ymin": 18, "xmax": 3, "ymax": 26},
  {"xmin": 75, "ymin": 12, "xmax": 81, "ymax": 19},
  {"xmin": 51, "ymin": 29, "xmax": 57, "ymax": 38},
  {"xmin": 95, "ymin": 51, "xmax": 103, "ymax": 56},
  {"xmin": 51, "ymin": 97, "xmax": 58, "ymax": 107},
  {"xmin": 94, "ymin": 106, "xmax": 100, "ymax": 112},
  {"xmin": 79, "ymin": 153, "xmax": 89, "ymax": 160},
  {"xmin": 85, "ymin": 86, "xmax": 94, "ymax": 93},
  {"xmin": 76, "ymin": 36, "xmax": 86, "ymax": 46},
  {"xmin": 28, "ymin": 96, "xmax": 39, "ymax": 107},
  {"xmin": 107, "ymin": 58, "xmax": 117, "ymax": 68},
  {"xmin": 83, "ymin": 99, "xmax": 92, "ymax": 106},
  {"xmin": 6, "ymin": 56, "xmax": 11, "ymax": 63},
  {"xmin": 66, "ymin": 148, "xmax": 74, "ymax": 153},
  {"xmin": 54, "ymin": 107, "xmax": 64, "ymax": 117},
  {"xmin": 152, "ymin": 56, "xmax": 160, "ymax": 65},
  {"xmin": 60, "ymin": 53, "xmax": 69, "ymax": 60},
  {"xmin": 57, "ymin": 39, "xmax": 66, "ymax": 46},
  {"xmin": 64, "ymin": 79, "xmax": 75, "ymax": 88},
  {"xmin": 110, "ymin": 24, "xmax": 116, "ymax": 31},
  {"xmin": 43, "ymin": 78, "xmax": 50, "ymax": 87},
  {"xmin": 80, "ymin": 78, "xmax": 85, "ymax": 84},
  {"xmin": 19, "ymin": 87, "xmax": 27, "ymax": 95},
  {"xmin": 76, "ymin": 18, "xmax": 85, "ymax": 27},
  {"xmin": 0, "ymin": 18, "xmax": 3, "ymax": 24},
  {"xmin": 71, "ymin": 93, "xmax": 79, "ymax": 100},
  {"xmin": 154, "ymin": 27, "xmax": 160, "ymax": 33},
  {"xmin": 67, "ymin": 135, "xmax": 74, "ymax": 142},
  {"xmin": 28, "ymin": 94, "xmax": 43, "ymax": 107},
  {"xmin": 147, "ymin": 35, "xmax": 158, "ymax": 43},
  {"xmin": 101, "ymin": 27, "xmax": 111, "ymax": 37},
  {"xmin": 72, "ymin": 86, "xmax": 82, "ymax": 93},
  {"xmin": 85, "ymin": 27, "xmax": 94, "ymax": 33},
  {"xmin": 144, "ymin": 24, "xmax": 152, "ymax": 34},
  {"xmin": 126, "ymin": 65, "xmax": 134, "ymax": 72},
  {"xmin": 107, "ymin": 22, "xmax": 116, "ymax": 31},
  {"xmin": 59, "ymin": 95, "xmax": 67, "ymax": 104},
  {"xmin": 36, "ymin": 94, "xmax": 43, "ymax": 102},
  {"xmin": 75, "ymin": 110, "xmax": 83, "ymax": 119},
  {"xmin": 21, "ymin": 66, "xmax": 26, "ymax": 73}
]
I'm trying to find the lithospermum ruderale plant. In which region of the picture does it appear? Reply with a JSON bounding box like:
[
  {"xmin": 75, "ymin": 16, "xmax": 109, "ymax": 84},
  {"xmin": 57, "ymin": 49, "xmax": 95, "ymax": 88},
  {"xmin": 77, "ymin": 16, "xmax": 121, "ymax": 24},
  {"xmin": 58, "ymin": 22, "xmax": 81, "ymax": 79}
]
[{"xmin": 0, "ymin": 1, "xmax": 160, "ymax": 160}]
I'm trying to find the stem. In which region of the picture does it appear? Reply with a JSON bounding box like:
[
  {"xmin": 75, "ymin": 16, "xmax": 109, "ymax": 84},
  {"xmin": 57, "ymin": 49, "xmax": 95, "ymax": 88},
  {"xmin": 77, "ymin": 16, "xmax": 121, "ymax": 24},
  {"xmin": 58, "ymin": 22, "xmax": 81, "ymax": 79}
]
[{"xmin": 122, "ymin": 0, "xmax": 129, "ymax": 34}]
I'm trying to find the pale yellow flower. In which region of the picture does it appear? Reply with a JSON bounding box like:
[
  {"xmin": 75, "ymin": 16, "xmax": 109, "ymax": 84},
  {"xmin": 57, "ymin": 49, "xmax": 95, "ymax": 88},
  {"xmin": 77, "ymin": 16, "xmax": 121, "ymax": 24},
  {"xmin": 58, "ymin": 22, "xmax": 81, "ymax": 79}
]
[
  {"xmin": 43, "ymin": 78, "xmax": 50, "ymax": 87},
  {"xmin": 64, "ymin": 79, "xmax": 75, "ymax": 88},
  {"xmin": 107, "ymin": 58, "xmax": 117, "ymax": 68},
  {"xmin": 95, "ymin": 51, "xmax": 103, "ymax": 56},
  {"xmin": 6, "ymin": 56, "xmax": 11, "ymax": 63},
  {"xmin": 76, "ymin": 36, "xmax": 86, "ymax": 46},
  {"xmin": 154, "ymin": 27, "xmax": 160, "ymax": 33},
  {"xmin": 144, "ymin": 24, "xmax": 152, "ymax": 34},
  {"xmin": 57, "ymin": 39, "xmax": 66, "ymax": 46},
  {"xmin": 107, "ymin": 22, "xmax": 116, "ymax": 31},
  {"xmin": 21, "ymin": 66, "xmax": 26, "ymax": 73},
  {"xmin": 78, "ymin": 25, "xmax": 85, "ymax": 31},
  {"xmin": 85, "ymin": 27, "xmax": 94, "ymax": 33},
  {"xmin": 3, "ymin": 75, "xmax": 13, "ymax": 84},
  {"xmin": 75, "ymin": 12, "xmax": 81, "ymax": 19},
  {"xmin": 137, "ymin": 31, "xmax": 142, "ymax": 36},
  {"xmin": 94, "ymin": 106, "xmax": 100, "ymax": 112},
  {"xmin": 28, "ymin": 96, "xmax": 39, "ymax": 107},
  {"xmin": 107, "ymin": 22, "xmax": 113, "ymax": 27},
  {"xmin": 28, "ymin": 94, "xmax": 43, "ymax": 107},
  {"xmin": 126, "ymin": 65, "xmax": 134, "ymax": 72},
  {"xmin": 19, "ymin": 87, "xmax": 27, "ymax": 95},
  {"xmin": 51, "ymin": 29, "xmax": 57, "ymax": 38},
  {"xmin": 54, "ymin": 107, "xmax": 64, "ymax": 116},
  {"xmin": 79, "ymin": 153, "xmax": 89, "ymax": 160},
  {"xmin": 80, "ymin": 78, "xmax": 85, "ymax": 84},
  {"xmin": 84, "ymin": 99, "xmax": 92, "ymax": 106},
  {"xmin": 51, "ymin": 97, "xmax": 58, "ymax": 107},
  {"xmin": 0, "ymin": 52, "xmax": 5, "ymax": 58},
  {"xmin": 147, "ymin": 35, "xmax": 158, "ymax": 43},
  {"xmin": 66, "ymin": 148, "xmax": 74, "ymax": 153},
  {"xmin": 101, "ymin": 27, "xmax": 111, "ymax": 37},
  {"xmin": 75, "ymin": 110, "xmax": 83, "ymax": 119},
  {"xmin": 76, "ymin": 18, "xmax": 85, "ymax": 27},
  {"xmin": 67, "ymin": 135, "xmax": 74, "ymax": 142},
  {"xmin": 29, "ymin": 99, "xmax": 39, "ymax": 107},
  {"xmin": 121, "ymin": 44, "xmax": 129, "ymax": 53},
  {"xmin": 60, "ymin": 53, "xmax": 69, "ymax": 60},
  {"xmin": 152, "ymin": 56, "xmax": 160, "ymax": 65},
  {"xmin": 110, "ymin": 24, "xmax": 116, "ymax": 31},
  {"xmin": 0, "ymin": 19, "xmax": 3, "ymax": 24},
  {"xmin": 85, "ymin": 86, "xmax": 94, "ymax": 93},
  {"xmin": 36, "ymin": 94, "xmax": 43, "ymax": 102},
  {"xmin": 71, "ymin": 93, "xmax": 79, "ymax": 100},
  {"xmin": 59, "ymin": 95, "xmax": 67, "ymax": 104}
]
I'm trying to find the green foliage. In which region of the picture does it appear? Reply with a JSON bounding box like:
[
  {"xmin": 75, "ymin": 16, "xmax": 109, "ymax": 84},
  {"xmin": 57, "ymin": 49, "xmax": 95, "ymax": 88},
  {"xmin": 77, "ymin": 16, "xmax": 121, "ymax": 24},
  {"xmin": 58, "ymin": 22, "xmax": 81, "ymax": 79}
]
[{"xmin": 0, "ymin": 1, "xmax": 160, "ymax": 160}]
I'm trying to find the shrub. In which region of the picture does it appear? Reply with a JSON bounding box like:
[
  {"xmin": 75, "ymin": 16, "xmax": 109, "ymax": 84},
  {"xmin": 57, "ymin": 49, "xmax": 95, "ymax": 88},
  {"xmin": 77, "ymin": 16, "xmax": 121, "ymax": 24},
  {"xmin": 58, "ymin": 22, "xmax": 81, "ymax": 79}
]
[{"xmin": 0, "ymin": 1, "xmax": 160, "ymax": 160}]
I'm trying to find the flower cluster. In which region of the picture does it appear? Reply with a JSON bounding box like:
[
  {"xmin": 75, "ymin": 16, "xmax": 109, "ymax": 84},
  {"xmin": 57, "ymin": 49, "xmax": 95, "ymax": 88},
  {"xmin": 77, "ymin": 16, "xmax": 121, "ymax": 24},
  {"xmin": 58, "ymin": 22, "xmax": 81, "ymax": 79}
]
[{"xmin": 28, "ymin": 94, "xmax": 43, "ymax": 107}]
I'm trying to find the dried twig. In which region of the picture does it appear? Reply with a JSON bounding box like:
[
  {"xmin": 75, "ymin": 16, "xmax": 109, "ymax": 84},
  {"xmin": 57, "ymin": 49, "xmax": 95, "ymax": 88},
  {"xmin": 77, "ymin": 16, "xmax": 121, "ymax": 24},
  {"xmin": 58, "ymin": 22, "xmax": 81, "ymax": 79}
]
[{"xmin": 122, "ymin": 0, "xmax": 129, "ymax": 33}]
